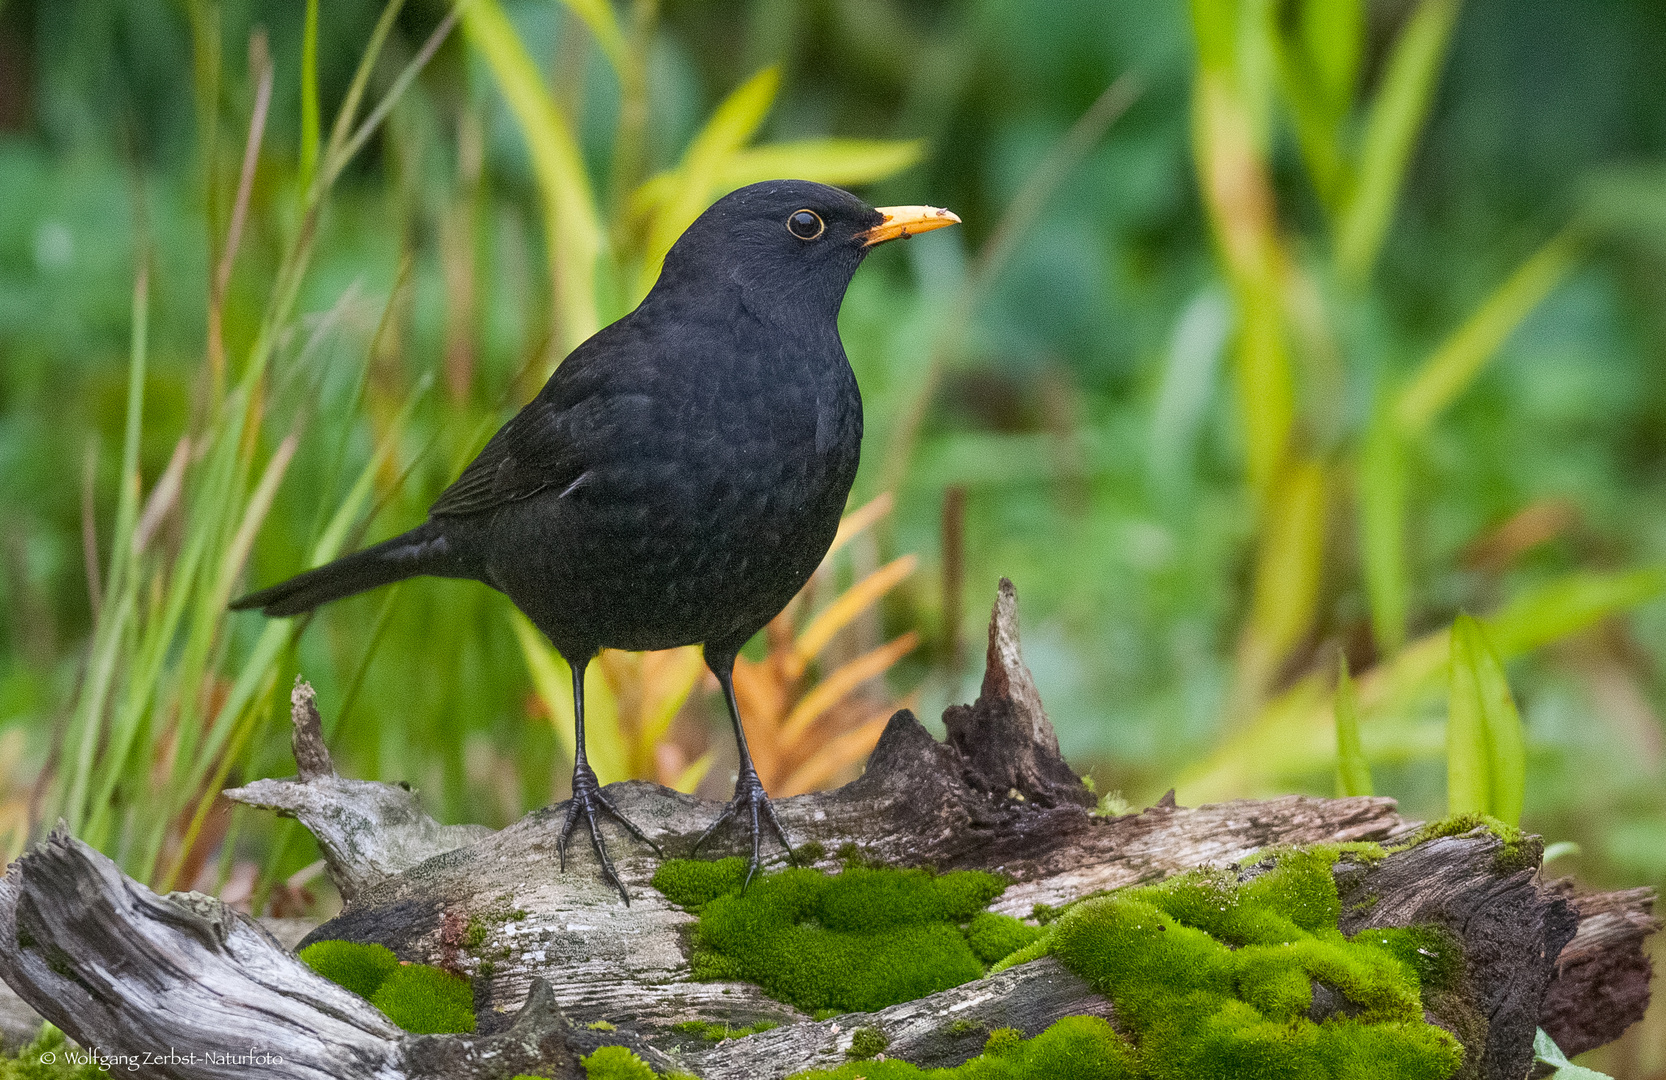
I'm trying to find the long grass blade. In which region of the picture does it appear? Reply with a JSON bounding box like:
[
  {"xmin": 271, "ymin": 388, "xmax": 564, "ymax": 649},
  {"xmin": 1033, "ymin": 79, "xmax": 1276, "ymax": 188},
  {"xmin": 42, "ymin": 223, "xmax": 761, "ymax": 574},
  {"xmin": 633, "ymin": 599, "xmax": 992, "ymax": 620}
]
[
  {"xmin": 1357, "ymin": 412, "xmax": 1407, "ymax": 654},
  {"xmin": 1394, "ymin": 227, "xmax": 1582, "ymax": 434},
  {"xmin": 1333, "ymin": 657, "xmax": 1372, "ymax": 797},
  {"xmin": 1333, "ymin": 0, "xmax": 1461, "ymax": 283},
  {"xmin": 778, "ymin": 631, "xmax": 919, "ymax": 749},
  {"xmin": 465, "ymin": 0, "xmax": 603, "ymax": 354},
  {"xmin": 298, "ymin": 0, "xmax": 321, "ymax": 195}
]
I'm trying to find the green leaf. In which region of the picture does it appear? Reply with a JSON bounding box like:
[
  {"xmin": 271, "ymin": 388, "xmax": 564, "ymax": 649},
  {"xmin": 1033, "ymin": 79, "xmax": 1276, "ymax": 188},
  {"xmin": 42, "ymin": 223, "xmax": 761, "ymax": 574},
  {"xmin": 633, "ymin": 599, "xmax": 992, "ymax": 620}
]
[
  {"xmin": 1271, "ymin": 0, "xmax": 1362, "ymax": 207},
  {"xmin": 1534, "ymin": 1028, "xmax": 1615, "ymax": 1079},
  {"xmin": 1334, "ymin": 0, "xmax": 1461, "ymax": 283},
  {"xmin": 1486, "ymin": 566, "xmax": 1666, "ymax": 657},
  {"xmin": 1395, "ymin": 227, "xmax": 1582, "ymax": 433},
  {"xmin": 555, "ymin": 0, "xmax": 629, "ymax": 77},
  {"xmin": 464, "ymin": 0, "xmax": 604, "ymax": 354},
  {"xmin": 1300, "ymin": 0, "xmax": 1363, "ymax": 116},
  {"xmin": 298, "ymin": 0, "xmax": 320, "ymax": 196},
  {"xmin": 1357, "ymin": 411, "xmax": 1407, "ymax": 654},
  {"xmin": 1447, "ymin": 613, "xmax": 1526, "ymax": 825},
  {"xmin": 633, "ymin": 138, "xmax": 926, "ymax": 217},
  {"xmin": 1334, "ymin": 657, "xmax": 1373, "ymax": 797}
]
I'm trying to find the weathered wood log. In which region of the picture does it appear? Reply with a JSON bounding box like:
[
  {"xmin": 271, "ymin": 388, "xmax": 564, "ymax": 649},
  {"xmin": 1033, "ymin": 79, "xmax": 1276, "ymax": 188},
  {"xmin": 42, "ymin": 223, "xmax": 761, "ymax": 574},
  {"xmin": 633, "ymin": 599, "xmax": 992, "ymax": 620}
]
[{"xmin": 0, "ymin": 581, "xmax": 1653, "ymax": 1079}]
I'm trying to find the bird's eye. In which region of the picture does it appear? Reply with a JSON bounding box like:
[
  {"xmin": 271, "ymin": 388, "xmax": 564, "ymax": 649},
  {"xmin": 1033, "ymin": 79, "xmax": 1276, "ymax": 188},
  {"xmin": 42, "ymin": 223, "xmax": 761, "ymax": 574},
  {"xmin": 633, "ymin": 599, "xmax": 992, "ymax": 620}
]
[{"xmin": 786, "ymin": 209, "xmax": 825, "ymax": 241}]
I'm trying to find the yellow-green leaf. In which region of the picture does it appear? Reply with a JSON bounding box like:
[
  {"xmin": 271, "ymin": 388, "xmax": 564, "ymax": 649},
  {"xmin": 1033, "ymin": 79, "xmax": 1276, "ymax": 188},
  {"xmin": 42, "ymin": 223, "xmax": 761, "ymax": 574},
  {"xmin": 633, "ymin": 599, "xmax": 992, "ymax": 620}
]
[
  {"xmin": 1334, "ymin": 656, "xmax": 1373, "ymax": 797},
  {"xmin": 464, "ymin": 0, "xmax": 603, "ymax": 355},
  {"xmin": 1394, "ymin": 227, "xmax": 1582, "ymax": 434},
  {"xmin": 1447, "ymin": 613, "xmax": 1526, "ymax": 824},
  {"xmin": 555, "ymin": 0, "xmax": 628, "ymax": 77},
  {"xmin": 1334, "ymin": 0, "xmax": 1461, "ymax": 283},
  {"xmin": 1357, "ymin": 411, "xmax": 1407, "ymax": 654}
]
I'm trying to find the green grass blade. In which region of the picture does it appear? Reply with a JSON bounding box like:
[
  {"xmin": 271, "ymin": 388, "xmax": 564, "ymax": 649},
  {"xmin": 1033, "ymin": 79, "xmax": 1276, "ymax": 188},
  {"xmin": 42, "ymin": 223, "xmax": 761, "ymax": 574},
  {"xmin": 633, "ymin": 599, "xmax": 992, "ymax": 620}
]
[
  {"xmin": 556, "ymin": 0, "xmax": 629, "ymax": 77},
  {"xmin": 1357, "ymin": 411, "xmax": 1407, "ymax": 654},
  {"xmin": 1394, "ymin": 227, "xmax": 1582, "ymax": 433},
  {"xmin": 1446, "ymin": 613, "xmax": 1491, "ymax": 817},
  {"xmin": 1447, "ymin": 613, "xmax": 1526, "ymax": 824},
  {"xmin": 632, "ymin": 138, "xmax": 926, "ymax": 218},
  {"xmin": 298, "ymin": 0, "xmax": 320, "ymax": 195},
  {"xmin": 1334, "ymin": 0, "xmax": 1461, "ymax": 283},
  {"xmin": 465, "ymin": 0, "xmax": 603, "ymax": 354},
  {"xmin": 1334, "ymin": 656, "xmax": 1373, "ymax": 797}
]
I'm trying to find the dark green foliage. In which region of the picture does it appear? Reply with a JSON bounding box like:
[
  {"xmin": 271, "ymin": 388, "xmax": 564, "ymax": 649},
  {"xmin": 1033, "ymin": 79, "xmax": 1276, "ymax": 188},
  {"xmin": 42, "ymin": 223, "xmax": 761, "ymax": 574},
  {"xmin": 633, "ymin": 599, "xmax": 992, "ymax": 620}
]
[
  {"xmin": 652, "ymin": 859, "xmax": 1008, "ymax": 1013},
  {"xmin": 966, "ymin": 911, "xmax": 1045, "ymax": 965},
  {"xmin": 848, "ymin": 1027, "xmax": 890, "ymax": 1059},
  {"xmin": 297, "ymin": 940, "xmax": 400, "ymax": 1000}
]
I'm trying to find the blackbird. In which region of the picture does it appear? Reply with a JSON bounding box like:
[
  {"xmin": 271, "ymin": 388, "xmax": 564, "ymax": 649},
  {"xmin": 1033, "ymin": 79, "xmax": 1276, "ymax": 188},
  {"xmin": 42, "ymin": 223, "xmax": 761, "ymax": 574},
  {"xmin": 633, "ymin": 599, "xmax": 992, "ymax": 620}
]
[{"xmin": 232, "ymin": 180, "xmax": 959, "ymax": 901}]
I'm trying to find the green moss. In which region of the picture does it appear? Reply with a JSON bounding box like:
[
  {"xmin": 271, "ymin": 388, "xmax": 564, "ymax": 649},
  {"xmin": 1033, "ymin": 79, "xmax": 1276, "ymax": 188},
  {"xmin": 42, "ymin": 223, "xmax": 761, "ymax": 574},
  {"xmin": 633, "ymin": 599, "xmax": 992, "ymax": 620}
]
[
  {"xmin": 966, "ymin": 912, "xmax": 1044, "ymax": 966},
  {"xmin": 673, "ymin": 1019, "xmax": 780, "ymax": 1041},
  {"xmin": 298, "ymin": 940, "xmax": 400, "ymax": 1000},
  {"xmin": 580, "ymin": 1046, "xmax": 657, "ymax": 1080},
  {"xmin": 1025, "ymin": 845, "xmax": 1462, "ymax": 1079},
  {"xmin": 983, "ymin": 1028, "xmax": 1023, "ymax": 1056},
  {"xmin": 849, "ymin": 1027, "xmax": 890, "ymax": 1059},
  {"xmin": 944, "ymin": 1019, "xmax": 980, "ymax": 1037},
  {"xmin": 370, "ymin": 964, "xmax": 475, "ymax": 1034},
  {"xmin": 464, "ymin": 916, "xmax": 488, "ymax": 948},
  {"xmin": 589, "ymin": 1020, "xmax": 619, "ymax": 1031},
  {"xmin": 1394, "ymin": 814, "xmax": 1540, "ymax": 874},
  {"xmin": 795, "ymin": 841, "xmax": 828, "ymax": 864},
  {"xmin": 652, "ymin": 859, "xmax": 1007, "ymax": 1014},
  {"xmin": 787, "ymin": 1016, "xmax": 1137, "ymax": 1079},
  {"xmin": 301, "ymin": 939, "xmax": 475, "ymax": 1034}
]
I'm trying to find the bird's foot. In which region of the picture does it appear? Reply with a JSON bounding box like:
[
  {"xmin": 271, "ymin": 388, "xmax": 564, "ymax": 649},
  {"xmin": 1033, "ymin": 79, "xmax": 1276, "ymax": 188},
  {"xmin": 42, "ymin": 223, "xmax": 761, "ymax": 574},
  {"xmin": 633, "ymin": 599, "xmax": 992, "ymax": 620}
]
[
  {"xmin": 558, "ymin": 762, "xmax": 662, "ymax": 904},
  {"xmin": 691, "ymin": 766, "xmax": 794, "ymax": 891}
]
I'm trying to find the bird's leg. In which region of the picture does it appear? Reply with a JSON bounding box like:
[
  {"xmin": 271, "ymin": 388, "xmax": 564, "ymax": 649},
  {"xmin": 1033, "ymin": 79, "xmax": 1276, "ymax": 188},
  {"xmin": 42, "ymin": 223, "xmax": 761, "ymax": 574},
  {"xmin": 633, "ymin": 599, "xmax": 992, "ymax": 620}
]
[
  {"xmin": 558, "ymin": 654, "xmax": 661, "ymax": 904},
  {"xmin": 691, "ymin": 659, "xmax": 794, "ymax": 890}
]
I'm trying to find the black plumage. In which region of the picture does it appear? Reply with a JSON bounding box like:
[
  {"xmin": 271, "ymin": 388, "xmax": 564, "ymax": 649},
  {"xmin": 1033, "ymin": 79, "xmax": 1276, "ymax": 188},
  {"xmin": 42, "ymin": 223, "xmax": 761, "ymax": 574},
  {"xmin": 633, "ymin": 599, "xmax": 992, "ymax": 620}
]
[{"xmin": 232, "ymin": 180, "xmax": 958, "ymax": 900}]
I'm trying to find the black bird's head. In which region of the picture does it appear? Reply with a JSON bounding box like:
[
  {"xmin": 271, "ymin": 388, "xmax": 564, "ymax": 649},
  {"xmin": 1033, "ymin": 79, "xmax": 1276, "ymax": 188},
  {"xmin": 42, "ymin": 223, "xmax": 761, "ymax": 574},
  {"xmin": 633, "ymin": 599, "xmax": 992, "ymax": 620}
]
[{"xmin": 652, "ymin": 180, "xmax": 959, "ymax": 323}]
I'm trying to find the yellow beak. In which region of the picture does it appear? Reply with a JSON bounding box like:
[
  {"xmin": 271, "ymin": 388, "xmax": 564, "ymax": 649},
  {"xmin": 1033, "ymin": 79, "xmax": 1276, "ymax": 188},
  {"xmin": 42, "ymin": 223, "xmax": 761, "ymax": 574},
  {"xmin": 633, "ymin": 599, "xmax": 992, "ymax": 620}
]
[{"xmin": 860, "ymin": 205, "xmax": 962, "ymax": 246}]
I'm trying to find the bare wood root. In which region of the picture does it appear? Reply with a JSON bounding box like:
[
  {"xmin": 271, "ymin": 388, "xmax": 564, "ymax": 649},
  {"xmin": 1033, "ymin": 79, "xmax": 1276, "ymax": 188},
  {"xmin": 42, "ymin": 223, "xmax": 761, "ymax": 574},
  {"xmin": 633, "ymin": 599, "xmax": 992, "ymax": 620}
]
[{"xmin": 0, "ymin": 579, "xmax": 1652, "ymax": 1079}]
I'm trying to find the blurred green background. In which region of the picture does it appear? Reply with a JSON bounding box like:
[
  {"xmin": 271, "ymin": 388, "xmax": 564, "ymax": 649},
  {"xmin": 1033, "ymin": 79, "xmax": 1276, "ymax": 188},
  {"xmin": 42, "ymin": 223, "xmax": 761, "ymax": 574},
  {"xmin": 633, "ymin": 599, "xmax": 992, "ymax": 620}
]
[{"xmin": 0, "ymin": 0, "xmax": 1663, "ymax": 1071}]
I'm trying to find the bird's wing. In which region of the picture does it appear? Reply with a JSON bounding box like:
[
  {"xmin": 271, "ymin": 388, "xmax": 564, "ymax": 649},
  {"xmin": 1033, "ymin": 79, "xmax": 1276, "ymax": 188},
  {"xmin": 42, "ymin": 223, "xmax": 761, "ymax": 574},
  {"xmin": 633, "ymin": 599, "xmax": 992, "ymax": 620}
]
[
  {"xmin": 428, "ymin": 338, "xmax": 619, "ymax": 519},
  {"xmin": 427, "ymin": 401, "xmax": 572, "ymax": 517}
]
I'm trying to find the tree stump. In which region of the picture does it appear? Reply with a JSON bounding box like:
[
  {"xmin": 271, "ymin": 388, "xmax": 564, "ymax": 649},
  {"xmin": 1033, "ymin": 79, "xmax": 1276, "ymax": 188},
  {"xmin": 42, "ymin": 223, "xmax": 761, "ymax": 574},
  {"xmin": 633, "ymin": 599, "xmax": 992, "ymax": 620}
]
[{"xmin": 0, "ymin": 581, "xmax": 1654, "ymax": 1079}]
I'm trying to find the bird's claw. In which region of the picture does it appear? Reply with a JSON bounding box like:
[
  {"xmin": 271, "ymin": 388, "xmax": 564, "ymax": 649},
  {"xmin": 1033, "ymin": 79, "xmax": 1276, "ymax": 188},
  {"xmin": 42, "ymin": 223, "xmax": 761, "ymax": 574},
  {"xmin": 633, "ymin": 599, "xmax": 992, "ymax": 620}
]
[
  {"xmin": 691, "ymin": 767, "xmax": 794, "ymax": 891},
  {"xmin": 559, "ymin": 763, "xmax": 661, "ymax": 904}
]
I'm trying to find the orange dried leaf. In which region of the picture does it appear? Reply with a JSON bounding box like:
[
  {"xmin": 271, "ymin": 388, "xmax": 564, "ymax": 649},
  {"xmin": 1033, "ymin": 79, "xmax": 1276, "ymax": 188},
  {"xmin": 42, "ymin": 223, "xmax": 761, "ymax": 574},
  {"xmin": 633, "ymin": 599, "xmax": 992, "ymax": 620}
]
[
  {"xmin": 788, "ymin": 554, "xmax": 917, "ymax": 679},
  {"xmin": 778, "ymin": 631, "xmax": 919, "ymax": 750}
]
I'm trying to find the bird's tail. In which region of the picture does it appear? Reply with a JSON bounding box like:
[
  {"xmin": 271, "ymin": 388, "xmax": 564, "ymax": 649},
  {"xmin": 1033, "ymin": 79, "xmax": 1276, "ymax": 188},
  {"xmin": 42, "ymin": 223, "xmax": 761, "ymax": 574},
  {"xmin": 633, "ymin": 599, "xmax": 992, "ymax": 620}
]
[{"xmin": 230, "ymin": 521, "xmax": 463, "ymax": 617}]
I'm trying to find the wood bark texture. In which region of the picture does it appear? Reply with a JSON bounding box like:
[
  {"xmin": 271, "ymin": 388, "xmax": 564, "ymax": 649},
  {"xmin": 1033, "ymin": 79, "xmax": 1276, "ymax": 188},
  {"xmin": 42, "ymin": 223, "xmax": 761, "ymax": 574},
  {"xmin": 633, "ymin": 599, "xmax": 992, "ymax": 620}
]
[{"xmin": 0, "ymin": 580, "xmax": 1653, "ymax": 1079}]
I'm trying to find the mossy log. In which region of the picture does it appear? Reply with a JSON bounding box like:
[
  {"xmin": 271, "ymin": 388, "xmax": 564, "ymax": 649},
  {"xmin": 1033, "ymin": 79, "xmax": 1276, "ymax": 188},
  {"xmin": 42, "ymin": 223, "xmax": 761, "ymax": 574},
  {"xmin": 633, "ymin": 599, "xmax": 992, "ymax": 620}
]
[{"xmin": 0, "ymin": 581, "xmax": 1654, "ymax": 1079}]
